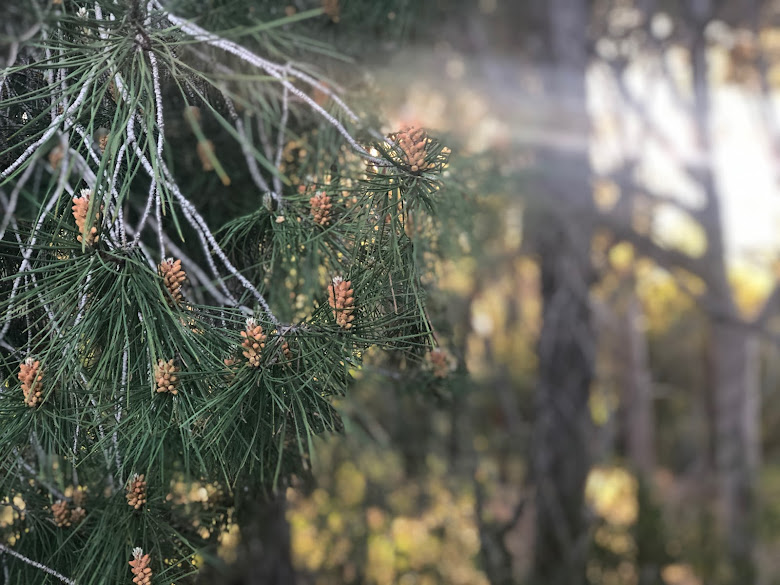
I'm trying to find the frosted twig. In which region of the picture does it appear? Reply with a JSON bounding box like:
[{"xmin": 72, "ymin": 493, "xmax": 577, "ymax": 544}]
[
  {"xmin": 148, "ymin": 51, "xmax": 165, "ymax": 162},
  {"xmin": 133, "ymin": 180, "xmax": 156, "ymax": 245},
  {"xmin": 1, "ymin": 71, "xmax": 95, "ymax": 180},
  {"xmin": 125, "ymin": 125, "xmax": 276, "ymax": 320},
  {"xmin": 159, "ymin": 1, "xmax": 358, "ymax": 120},
  {"xmin": 73, "ymin": 268, "xmax": 93, "ymax": 327},
  {"xmin": 154, "ymin": 182, "xmax": 164, "ymax": 257},
  {"xmin": 131, "ymin": 217, "xmax": 238, "ymax": 307},
  {"xmin": 72, "ymin": 418, "xmax": 80, "ymax": 487},
  {"xmin": 220, "ymin": 89, "xmax": 274, "ymax": 196},
  {"xmin": 109, "ymin": 141, "xmax": 127, "ymax": 197},
  {"xmin": 273, "ymin": 67, "xmax": 290, "ymax": 197},
  {"xmin": 158, "ymin": 160, "xmax": 278, "ymax": 321},
  {"xmin": 124, "ymin": 128, "xmax": 238, "ymax": 302},
  {"xmin": 113, "ymin": 343, "xmax": 128, "ymax": 486},
  {"xmin": 0, "ymin": 544, "xmax": 76, "ymax": 585},
  {"xmin": 127, "ymin": 116, "xmax": 158, "ymax": 247},
  {"xmin": 181, "ymin": 204, "xmax": 240, "ymax": 305},
  {"xmin": 158, "ymin": 8, "xmax": 385, "ymax": 165},
  {"xmin": 94, "ymin": 2, "xmax": 108, "ymax": 40},
  {"xmin": 148, "ymin": 51, "xmax": 167, "ymax": 256},
  {"xmin": 0, "ymin": 169, "xmax": 69, "ymax": 343}
]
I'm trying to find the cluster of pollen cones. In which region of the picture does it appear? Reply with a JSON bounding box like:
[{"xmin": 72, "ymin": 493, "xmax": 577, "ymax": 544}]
[
  {"xmin": 126, "ymin": 474, "xmax": 148, "ymax": 510},
  {"xmin": 130, "ymin": 548, "xmax": 152, "ymax": 585},
  {"xmin": 155, "ymin": 359, "xmax": 179, "ymax": 395},
  {"xmin": 328, "ymin": 277, "xmax": 355, "ymax": 329},
  {"xmin": 395, "ymin": 126, "xmax": 432, "ymax": 173},
  {"xmin": 310, "ymin": 192, "xmax": 333, "ymax": 226},
  {"xmin": 71, "ymin": 188, "xmax": 101, "ymax": 246},
  {"xmin": 241, "ymin": 318, "xmax": 266, "ymax": 368},
  {"xmin": 158, "ymin": 258, "xmax": 186, "ymax": 305},
  {"xmin": 18, "ymin": 357, "xmax": 43, "ymax": 407},
  {"xmin": 51, "ymin": 498, "xmax": 85, "ymax": 528}
]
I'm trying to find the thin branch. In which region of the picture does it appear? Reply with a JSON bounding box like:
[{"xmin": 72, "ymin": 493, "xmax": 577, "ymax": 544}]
[
  {"xmin": 1, "ymin": 70, "xmax": 95, "ymax": 180},
  {"xmin": 0, "ymin": 544, "xmax": 76, "ymax": 585},
  {"xmin": 148, "ymin": 50, "xmax": 166, "ymax": 256},
  {"xmin": 273, "ymin": 66, "xmax": 290, "ymax": 198},
  {"xmin": 158, "ymin": 7, "xmax": 386, "ymax": 166}
]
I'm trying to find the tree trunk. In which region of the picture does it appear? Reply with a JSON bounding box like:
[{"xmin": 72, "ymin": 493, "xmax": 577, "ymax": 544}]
[
  {"xmin": 618, "ymin": 284, "xmax": 655, "ymax": 477},
  {"xmin": 227, "ymin": 493, "xmax": 297, "ymax": 585},
  {"xmin": 710, "ymin": 319, "xmax": 759, "ymax": 583},
  {"xmin": 532, "ymin": 219, "xmax": 594, "ymax": 585},
  {"xmin": 686, "ymin": 0, "xmax": 760, "ymax": 576},
  {"xmin": 531, "ymin": 3, "xmax": 594, "ymax": 584}
]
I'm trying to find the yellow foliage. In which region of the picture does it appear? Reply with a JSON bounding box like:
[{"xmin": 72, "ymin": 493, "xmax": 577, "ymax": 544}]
[
  {"xmin": 636, "ymin": 266, "xmax": 695, "ymax": 334},
  {"xmin": 335, "ymin": 462, "xmax": 367, "ymax": 507},
  {"xmin": 662, "ymin": 563, "xmax": 704, "ymax": 585},
  {"xmin": 366, "ymin": 534, "xmax": 396, "ymax": 585},
  {"xmin": 585, "ymin": 465, "xmax": 638, "ymax": 527},
  {"xmin": 728, "ymin": 261, "xmax": 774, "ymax": 318},
  {"xmin": 652, "ymin": 206, "xmax": 707, "ymax": 258},
  {"xmin": 217, "ymin": 523, "xmax": 241, "ymax": 564},
  {"xmin": 289, "ymin": 438, "xmax": 490, "ymax": 584},
  {"xmin": 609, "ymin": 242, "xmax": 635, "ymax": 272},
  {"xmin": 589, "ymin": 389, "xmax": 617, "ymax": 427},
  {"xmin": 437, "ymin": 258, "xmax": 475, "ymax": 295}
]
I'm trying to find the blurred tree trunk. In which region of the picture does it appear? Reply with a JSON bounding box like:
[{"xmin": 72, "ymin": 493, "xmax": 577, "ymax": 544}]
[
  {"xmin": 688, "ymin": 1, "xmax": 758, "ymax": 579},
  {"xmin": 227, "ymin": 493, "xmax": 297, "ymax": 585},
  {"xmin": 530, "ymin": 1, "xmax": 594, "ymax": 584},
  {"xmin": 618, "ymin": 280, "xmax": 655, "ymax": 478},
  {"xmin": 707, "ymin": 320, "xmax": 759, "ymax": 582}
]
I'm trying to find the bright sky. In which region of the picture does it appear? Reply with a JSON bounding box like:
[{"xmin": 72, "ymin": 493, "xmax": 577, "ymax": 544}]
[{"xmin": 588, "ymin": 53, "xmax": 780, "ymax": 270}]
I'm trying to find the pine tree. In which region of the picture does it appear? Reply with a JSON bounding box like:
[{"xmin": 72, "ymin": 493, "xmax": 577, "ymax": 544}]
[{"xmin": 0, "ymin": 1, "xmax": 450, "ymax": 582}]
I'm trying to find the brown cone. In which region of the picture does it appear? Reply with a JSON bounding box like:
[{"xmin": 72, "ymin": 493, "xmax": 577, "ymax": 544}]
[
  {"xmin": 69, "ymin": 506, "xmax": 86, "ymax": 525},
  {"xmin": 18, "ymin": 357, "xmax": 43, "ymax": 407},
  {"xmin": 395, "ymin": 126, "xmax": 431, "ymax": 173},
  {"xmin": 72, "ymin": 189, "xmax": 101, "ymax": 246},
  {"xmin": 309, "ymin": 192, "xmax": 333, "ymax": 226},
  {"xmin": 327, "ymin": 277, "xmax": 355, "ymax": 329},
  {"xmin": 158, "ymin": 258, "xmax": 186, "ymax": 305},
  {"xmin": 129, "ymin": 548, "xmax": 152, "ymax": 585},
  {"xmin": 281, "ymin": 340, "xmax": 293, "ymax": 361},
  {"xmin": 241, "ymin": 318, "xmax": 266, "ymax": 368},
  {"xmin": 126, "ymin": 474, "xmax": 148, "ymax": 510},
  {"xmin": 51, "ymin": 500, "xmax": 71, "ymax": 527}
]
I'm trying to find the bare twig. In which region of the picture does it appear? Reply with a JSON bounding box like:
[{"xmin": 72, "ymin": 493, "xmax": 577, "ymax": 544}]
[{"xmin": 0, "ymin": 544, "xmax": 76, "ymax": 585}]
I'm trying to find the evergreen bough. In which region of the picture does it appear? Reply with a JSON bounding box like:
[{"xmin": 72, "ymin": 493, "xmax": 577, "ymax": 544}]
[{"xmin": 0, "ymin": 1, "xmax": 449, "ymax": 582}]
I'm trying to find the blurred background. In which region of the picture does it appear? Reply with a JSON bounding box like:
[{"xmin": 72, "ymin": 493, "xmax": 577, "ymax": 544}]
[{"xmin": 274, "ymin": 1, "xmax": 780, "ymax": 585}]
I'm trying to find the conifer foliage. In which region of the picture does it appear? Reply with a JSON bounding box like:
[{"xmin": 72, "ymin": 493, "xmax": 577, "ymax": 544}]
[{"xmin": 0, "ymin": 1, "xmax": 449, "ymax": 583}]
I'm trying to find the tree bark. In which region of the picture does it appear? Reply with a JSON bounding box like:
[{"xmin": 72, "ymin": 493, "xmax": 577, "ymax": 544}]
[
  {"xmin": 531, "ymin": 2, "xmax": 594, "ymax": 584},
  {"xmin": 226, "ymin": 492, "xmax": 297, "ymax": 585},
  {"xmin": 709, "ymin": 320, "xmax": 758, "ymax": 583},
  {"xmin": 686, "ymin": 1, "xmax": 760, "ymax": 576}
]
